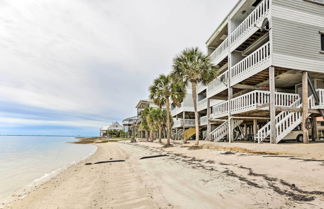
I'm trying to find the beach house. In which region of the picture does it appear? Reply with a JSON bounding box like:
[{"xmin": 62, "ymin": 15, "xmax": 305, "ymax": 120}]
[
  {"xmin": 171, "ymin": 84, "xmax": 196, "ymax": 140},
  {"xmin": 203, "ymin": 0, "xmax": 324, "ymax": 144},
  {"xmin": 135, "ymin": 100, "xmax": 160, "ymax": 138},
  {"xmin": 100, "ymin": 122, "xmax": 123, "ymax": 137}
]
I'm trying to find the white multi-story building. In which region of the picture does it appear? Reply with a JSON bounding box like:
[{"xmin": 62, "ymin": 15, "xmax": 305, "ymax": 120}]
[{"xmin": 202, "ymin": 0, "xmax": 324, "ymax": 144}]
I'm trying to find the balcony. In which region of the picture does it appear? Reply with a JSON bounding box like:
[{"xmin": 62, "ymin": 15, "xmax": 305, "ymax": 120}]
[
  {"xmin": 200, "ymin": 116, "xmax": 208, "ymax": 126},
  {"xmin": 198, "ymin": 98, "xmax": 207, "ymax": 112},
  {"xmin": 211, "ymin": 90, "xmax": 300, "ymax": 119},
  {"xmin": 209, "ymin": 37, "xmax": 229, "ymax": 65},
  {"xmin": 173, "ymin": 119, "xmax": 195, "ymax": 128},
  {"xmin": 230, "ymin": 0, "xmax": 270, "ymax": 51},
  {"xmin": 171, "ymin": 105, "xmax": 194, "ymax": 117},
  {"xmin": 211, "ymin": 101, "xmax": 229, "ymax": 119},
  {"xmin": 197, "ymin": 83, "xmax": 207, "ymax": 93},
  {"xmin": 231, "ymin": 42, "xmax": 271, "ymax": 86},
  {"xmin": 207, "ymin": 70, "xmax": 229, "ymax": 98}
]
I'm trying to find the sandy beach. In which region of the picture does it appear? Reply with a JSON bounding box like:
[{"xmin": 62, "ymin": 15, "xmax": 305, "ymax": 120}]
[{"xmin": 4, "ymin": 141, "xmax": 324, "ymax": 209}]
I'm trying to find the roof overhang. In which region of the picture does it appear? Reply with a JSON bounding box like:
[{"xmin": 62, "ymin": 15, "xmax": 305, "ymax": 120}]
[{"xmin": 206, "ymin": 0, "xmax": 249, "ymax": 47}]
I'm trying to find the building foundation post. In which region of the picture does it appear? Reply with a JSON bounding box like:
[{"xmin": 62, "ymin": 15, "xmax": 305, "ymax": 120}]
[
  {"xmin": 302, "ymin": 71, "xmax": 309, "ymax": 144},
  {"xmin": 269, "ymin": 66, "xmax": 277, "ymax": 144}
]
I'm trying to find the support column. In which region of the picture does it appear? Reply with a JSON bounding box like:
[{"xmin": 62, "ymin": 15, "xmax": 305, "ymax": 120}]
[
  {"xmin": 253, "ymin": 119, "xmax": 258, "ymax": 142},
  {"xmin": 182, "ymin": 111, "xmax": 186, "ymax": 142},
  {"xmin": 243, "ymin": 123, "xmax": 247, "ymax": 140},
  {"xmin": 269, "ymin": 66, "xmax": 277, "ymax": 144},
  {"xmin": 302, "ymin": 71, "xmax": 309, "ymax": 144},
  {"xmin": 228, "ymin": 87, "xmax": 233, "ymax": 143},
  {"xmin": 312, "ymin": 116, "xmax": 318, "ymax": 142},
  {"xmin": 207, "ymin": 98, "xmax": 211, "ymax": 141}
]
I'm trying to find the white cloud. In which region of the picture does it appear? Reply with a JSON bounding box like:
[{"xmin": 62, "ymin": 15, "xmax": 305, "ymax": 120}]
[{"xmin": 0, "ymin": 0, "xmax": 237, "ymax": 133}]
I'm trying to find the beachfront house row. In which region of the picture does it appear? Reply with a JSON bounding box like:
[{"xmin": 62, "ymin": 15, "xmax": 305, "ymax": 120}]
[{"xmin": 200, "ymin": 0, "xmax": 324, "ymax": 144}]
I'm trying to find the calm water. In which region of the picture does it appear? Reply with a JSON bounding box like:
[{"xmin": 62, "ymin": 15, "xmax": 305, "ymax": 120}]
[{"xmin": 0, "ymin": 136, "xmax": 96, "ymax": 204}]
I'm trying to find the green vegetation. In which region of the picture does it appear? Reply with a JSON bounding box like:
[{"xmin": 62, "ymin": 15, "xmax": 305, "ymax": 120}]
[
  {"xmin": 139, "ymin": 107, "xmax": 168, "ymax": 143},
  {"xmin": 149, "ymin": 74, "xmax": 185, "ymax": 145}
]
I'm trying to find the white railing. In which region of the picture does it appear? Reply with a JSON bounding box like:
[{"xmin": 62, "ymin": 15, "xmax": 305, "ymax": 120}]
[
  {"xmin": 230, "ymin": 90, "xmax": 270, "ymax": 114},
  {"xmin": 209, "ymin": 37, "xmax": 229, "ymax": 63},
  {"xmin": 257, "ymin": 90, "xmax": 324, "ymax": 143},
  {"xmin": 211, "ymin": 101, "xmax": 229, "ymax": 118},
  {"xmin": 183, "ymin": 119, "xmax": 195, "ymax": 127},
  {"xmin": 200, "ymin": 116, "xmax": 208, "ymax": 126},
  {"xmin": 210, "ymin": 121, "xmax": 228, "ymax": 142},
  {"xmin": 197, "ymin": 83, "xmax": 207, "ymax": 92},
  {"xmin": 313, "ymin": 89, "xmax": 324, "ymax": 108},
  {"xmin": 210, "ymin": 120, "xmax": 243, "ymax": 142},
  {"xmin": 230, "ymin": 0, "xmax": 270, "ymax": 45},
  {"xmin": 172, "ymin": 119, "xmax": 195, "ymax": 128},
  {"xmin": 172, "ymin": 118, "xmax": 182, "ymax": 128},
  {"xmin": 207, "ymin": 70, "xmax": 229, "ymax": 96},
  {"xmin": 211, "ymin": 90, "xmax": 300, "ymax": 118},
  {"xmin": 231, "ymin": 42, "xmax": 271, "ymax": 84},
  {"xmin": 275, "ymin": 92, "xmax": 300, "ymax": 107},
  {"xmin": 256, "ymin": 97, "xmax": 301, "ymax": 143},
  {"xmin": 198, "ymin": 98, "xmax": 207, "ymax": 111}
]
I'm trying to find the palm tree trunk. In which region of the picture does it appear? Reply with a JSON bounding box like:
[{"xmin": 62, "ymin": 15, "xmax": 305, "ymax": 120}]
[
  {"xmin": 191, "ymin": 81, "xmax": 200, "ymax": 146},
  {"xmin": 165, "ymin": 97, "xmax": 171, "ymax": 145},
  {"xmin": 158, "ymin": 126, "xmax": 162, "ymax": 143},
  {"xmin": 149, "ymin": 130, "xmax": 153, "ymax": 142}
]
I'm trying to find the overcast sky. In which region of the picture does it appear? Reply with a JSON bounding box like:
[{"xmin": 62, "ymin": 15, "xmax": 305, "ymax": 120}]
[{"xmin": 0, "ymin": 0, "xmax": 237, "ymax": 136}]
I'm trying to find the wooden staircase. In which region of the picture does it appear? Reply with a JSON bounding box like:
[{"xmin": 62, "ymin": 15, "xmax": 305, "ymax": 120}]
[
  {"xmin": 210, "ymin": 120, "xmax": 243, "ymax": 142},
  {"xmin": 256, "ymin": 94, "xmax": 318, "ymax": 143},
  {"xmin": 183, "ymin": 128, "xmax": 196, "ymax": 141}
]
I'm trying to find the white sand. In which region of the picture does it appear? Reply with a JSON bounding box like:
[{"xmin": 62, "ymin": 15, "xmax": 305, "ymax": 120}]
[{"xmin": 4, "ymin": 141, "xmax": 324, "ymax": 209}]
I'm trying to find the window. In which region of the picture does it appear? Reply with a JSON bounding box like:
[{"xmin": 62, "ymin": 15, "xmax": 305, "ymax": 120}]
[{"xmin": 321, "ymin": 33, "xmax": 324, "ymax": 52}]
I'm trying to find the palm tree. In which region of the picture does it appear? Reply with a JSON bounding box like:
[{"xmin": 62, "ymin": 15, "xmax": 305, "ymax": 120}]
[
  {"xmin": 172, "ymin": 47, "xmax": 218, "ymax": 146},
  {"xmin": 139, "ymin": 107, "xmax": 150, "ymax": 140},
  {"xmin": 149, "ymin": 74, "xmax": 185, "ymax": 145},
  {"xmin": 151, "ymin": 108, "xmax": 167, "ymax": 143}
]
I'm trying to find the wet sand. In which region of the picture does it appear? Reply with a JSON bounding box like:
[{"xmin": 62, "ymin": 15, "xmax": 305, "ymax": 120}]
[{"xmin": 4, "ymin": 141, "xmax": 324, "ymax": 209}]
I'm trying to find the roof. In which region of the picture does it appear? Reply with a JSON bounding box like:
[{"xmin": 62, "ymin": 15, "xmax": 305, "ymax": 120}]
[
  {"xmin": 122, "ymin": 116, "xmax": 138, "ymax": 125},
  {"xmin": 108, "ymin": 122, "xmax": 123, "ymax": 130},
  {"xmin": 135, "ymin": 100, "xmax": 151, "ymax": 109}
]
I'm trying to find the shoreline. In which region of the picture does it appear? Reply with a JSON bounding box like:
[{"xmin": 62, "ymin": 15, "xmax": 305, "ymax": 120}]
[
  {"xmin": 4, "ymin": 141, "xmax": 324, "ymax": 209},
  {"xmin": 1, "ymin": 144, "xmax": 98, "ymax": 209}
]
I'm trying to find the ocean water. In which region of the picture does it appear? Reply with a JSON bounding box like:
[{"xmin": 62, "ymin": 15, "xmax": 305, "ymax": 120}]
[{"xmin": 0, "ymin": 136, "xmax": 96, "ymax": 204}]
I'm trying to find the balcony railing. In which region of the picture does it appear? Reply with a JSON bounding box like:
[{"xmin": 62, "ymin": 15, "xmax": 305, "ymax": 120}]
[
  {"xmin": 207, "ymin": 70, "xmax": 229, "ymax": 97},
  {"xmin": 211, "ymin": 101, "xmax": 229, "ymax": 118},
  {"xmin": 230, "ymin": 0, "xmax": 270, "ymax": 46},
  {"xmin": 313, "ymin": 89, "xmax": 324, "ymax": 109},
  {"xmin": 211, "ymin": 90, "xmax": 300, "ymax": 118},
  {"xmin": 172, "ymin": 118, "xmax": 195, "ymax": 128},
  {"xmin": 200, "ymin": 116, "xmax": 208, "ymax": 126},
  {"xmin": 209, "ymin": 37, "xmax": 229, "ymax": 65},
  {"xmin": 198, "ymin": 98, "xmax": 207, "ymax": 111},
  {"xmin": 231, "ymin": 42, "xmax": 271, "ymax": 85},
  {"xmin": 197, "ymin": 83, "xmax": 207, "ymax": 92},
  {"xmin": 172, "ymin": 119, "xmax": 182, "ymax": 128}
]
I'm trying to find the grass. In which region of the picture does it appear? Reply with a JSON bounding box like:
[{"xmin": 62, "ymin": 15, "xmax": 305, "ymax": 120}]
[{"xmin": 71, "ymin": 137, "xmax": 130, "ymax": 144}]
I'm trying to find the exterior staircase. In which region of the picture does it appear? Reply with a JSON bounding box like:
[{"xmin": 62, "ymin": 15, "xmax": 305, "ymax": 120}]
[
  {"xmin": 183, "ymin": 128, "xmax": 196, "ymax": 141},
  {"xmin": 255, "ymin": 97, "xmax": 301, "ymax": 143},
  {"xmin": 256, "ymin": 94, "xmax": 316, "ymax": 143},
  {"xmin": 210, "ymin": 120, "xmax": 243, "ymax": 142},
  {"xmin": 173, "ymin": 129, "xmax": 184, "ymax": 140}
]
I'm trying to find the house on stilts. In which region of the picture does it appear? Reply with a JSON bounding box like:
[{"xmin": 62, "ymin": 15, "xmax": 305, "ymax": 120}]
[{"xmin": 199, "ymin": 0, "xmax": 324, "ymax": 144}]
